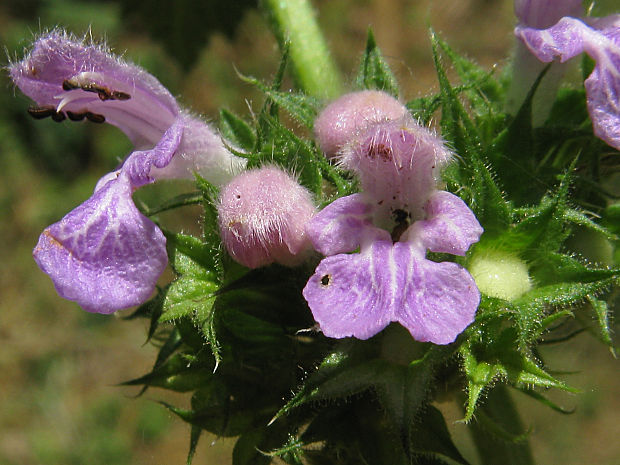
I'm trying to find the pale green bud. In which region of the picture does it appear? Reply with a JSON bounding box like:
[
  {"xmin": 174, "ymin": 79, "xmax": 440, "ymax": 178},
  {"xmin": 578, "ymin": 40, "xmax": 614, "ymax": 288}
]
[{"xmin": 469, "ymin": 250, "xmax": 532, "ymax": 301}]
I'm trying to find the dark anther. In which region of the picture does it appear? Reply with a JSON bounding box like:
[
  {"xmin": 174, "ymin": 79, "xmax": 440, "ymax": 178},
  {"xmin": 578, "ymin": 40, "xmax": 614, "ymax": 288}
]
[
  {"xmin": 86, "ymin": 112, "xmax": 106, "ymax": 124},
  {"xmin": 111, "ymin": 91, "xmax": 131, "ymax": 101},
  {"xmin": 27, "ymin": 106, "xmax": 56, "ymax": 120},
  {"xmin": 62, "ymin": 79, "xmax": 131, "ymax": 101},
  {"xmin": 62, "ymin": 79, "xmax": 79, "ymax": 91},
  {"xmin": 320, "ymin": 275, "xmax": 331, "ymax": 286},
  {"xmin": 51, "ymin": 111, "xmax": 66, "ymax": 122},
  {"xmin": 66, "ymin": 111, "xmax": 87, "ymax": 121}
]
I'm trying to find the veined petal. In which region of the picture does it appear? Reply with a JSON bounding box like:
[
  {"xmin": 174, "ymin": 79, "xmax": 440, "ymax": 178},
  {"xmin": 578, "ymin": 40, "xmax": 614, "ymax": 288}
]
[
  {"xmin": 33, "ymin": 170, "xmax": 167, "ymax": 314},
  {"xmin": 403, "ymin": 191, "xmax": 483, "ymax": 256},
  {"xmin": 396, "ymin": 253, "xmax": 479, "ymax": 345},
  {"xmin": 303, "ymin": 240, "xmax": 400, "ymax": 340},
  {"xmin": 306, "ymin": 193, "xmax": 381, "ymax": 255},
  {"xmin": 516, "ymin": 16, "xmax": 620, "ymax": 150},
  {"xmin": 9, "ymin": 30, "xmax": 179, "ymax": 148},
  {"xmin": 122, "ymin": 117, "xmax": 184, "ymax": 187}
]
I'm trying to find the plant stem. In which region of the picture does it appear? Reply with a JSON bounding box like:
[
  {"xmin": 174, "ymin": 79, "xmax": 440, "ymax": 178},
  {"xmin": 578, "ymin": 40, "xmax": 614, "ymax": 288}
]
[
  {"xmin": 260, "ymin": 0, "xmax": 343, "ymax": 98},
  {"xmin": 469, "ymin": 385, "xmax": 535, "ymax": 465}
]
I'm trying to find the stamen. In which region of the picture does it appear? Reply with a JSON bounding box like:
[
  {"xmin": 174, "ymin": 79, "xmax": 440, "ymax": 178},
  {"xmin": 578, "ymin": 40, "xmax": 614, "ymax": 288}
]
[
  {"xmin": 86, "ymin": 112, "xmax": 106, "ymax": 124},
  {"xmin": 66, "ymin": 111, "xmax": 87, "ymax": 121},
  {"xmin": 51, "ymin": 111, "xmax": 66, "ymax": 122},
  {"xmin": 63, "ymin": 77, "xmax": 132, "ymax": 102},
  {"xmin": 27, "ymin": 106, "xmax": 56, "ymax": 120}
]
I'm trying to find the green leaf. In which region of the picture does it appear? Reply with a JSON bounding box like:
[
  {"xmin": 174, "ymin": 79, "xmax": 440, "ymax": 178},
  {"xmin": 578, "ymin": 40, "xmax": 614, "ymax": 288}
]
[
  {"xmin": 460, "ymin": 327, "xmax": 576, "ymax": 421},
  {"xmin": 253, "ymin": 115, "xmax": 323, "ymax": 193},
  {"xmin": 533, "ymin": 253, "xmax": 620, "ymax": 285},
  {"xmin": 430, "ymin": 30, "xmax": 511, "ymax": 234},
  {"xmin": 166, "ymin": 232, "xmax": 219, "ymax": 277},
  {"xmin": 468, "ymin": 386, "xmax": 534, "ymax": 465},
  {"xmin": 588, "ymin": 296, "xmax": 617, "ymax": 357},
  {"xmin": 406, "ymin": 94, "xmax": 442, "ymax": 125},
  {"xmin": 408, "ymin": 405, "xmax": 470, "ymax": 465},
  {"xmin": 233, "ymin": 429, "xmax": 272, "ymax": 465},
  {"xmin": 434, "ymin": 33, "xmax": 503, "ymax": 113},
  {"xmin": 355, "ymin": 28, "xmax": 399, "ymax": 97},
  {"xmin": 516, "ymin": 388, "xmax": 575, "ymax": 415},
  {"xmin": 603, "ymin": 203, "xmax": 620, "ymax": 235},
  {"xmin": 564, "ymin": 208, "xmax": 617, "ymax": 241},
  {"xmin": 194, "ymin": 175, "xmax": 224, "ymax": 279},
  {"xmin": 160, "ymin": 275, "xmax": 218, "ymax": 323},
  {"xmin": 514, "ymin": 278, "xmax": 617, "ymax": 310},
  {"xmin": 187, "ymin": 425, "xmax": 202, "ymax": 465},
  {"xmin": 220, "ymin": 108, "xmax": 257, "ymax": 152},
  {"xmin": 546, "ymin": 87, "xmax": 589, "ymax": 128},
  {"xmin": 122, "ymin": 352, "xmax": 213, "ymax": 392},
  {"xmin": 239, "ymin": 73, "xmax": 320, "ymax": 128}
]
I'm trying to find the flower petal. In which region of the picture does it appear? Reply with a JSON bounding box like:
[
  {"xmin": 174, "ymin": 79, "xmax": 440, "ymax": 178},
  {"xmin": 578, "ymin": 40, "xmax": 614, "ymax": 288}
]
[
  {"xmin": 396, "ymin": 252, "xmax": 479, "ymax": 345},
  {"xmin": 403, "ymin": 191, "xmax": 483, "ymax": 256},
  {"xmin": 122, "ymin": 117, "xmax": 184, "ymax": 187},
  {"xmin": 516, "ymin": 16, "xmax": 620, "ymax": 150},
  {"xmin": 303, "ymin": 240, "xmax": 400, "ymax": 339},
  {"xmin": 306, "ymin": 193, "xmax": 382, "ymax": 255},
  {"xmin": 149, "ymin": 115, "xmax": 246, "ymax": 186},
  {"xmin": 9, "ymin": 30, "xmax": 179, "ymax": 147},
  {"xmin": 33, "ymin": 170, "xmax": 167, "ymax": 314},
  {"xmin": 514, "ymin": 0, "xmax": 582, "ymax": 29}
]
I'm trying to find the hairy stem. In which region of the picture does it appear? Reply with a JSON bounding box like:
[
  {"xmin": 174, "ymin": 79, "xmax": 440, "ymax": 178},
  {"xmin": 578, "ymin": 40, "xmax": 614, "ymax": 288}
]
[{"xmin": 260, "ymin": 0, "xmax": 343, "ymax": 98}]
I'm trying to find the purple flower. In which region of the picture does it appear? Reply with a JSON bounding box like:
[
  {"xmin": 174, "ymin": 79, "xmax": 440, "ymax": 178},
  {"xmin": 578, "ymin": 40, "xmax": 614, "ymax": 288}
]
[
  {"xmin": 10, "ymin": 31, "xmax": 246, "ymax": 313},
  {"xmin": 303, "ymin": 118, "xmax": 483, "ymax": 344},
  {"xmin": 507, "ymin": 0, "xmax": 583, "ymax": 123},
  {"xmin": 515, "ymin": 15, "xmax": 620, "ymax": 150},
  {"xmin": 218, "ymin": 166, "xmax": 316, "ymax": 269},
  {"xmin": 514, "ymin": 0, "xmax": 582, "ymax": 29}
]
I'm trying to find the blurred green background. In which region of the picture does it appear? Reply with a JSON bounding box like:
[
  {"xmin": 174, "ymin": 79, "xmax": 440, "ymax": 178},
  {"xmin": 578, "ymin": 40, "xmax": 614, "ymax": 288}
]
[{"xmin": 0, "ymin": 0, "xmax": 618, "ymax": 463}]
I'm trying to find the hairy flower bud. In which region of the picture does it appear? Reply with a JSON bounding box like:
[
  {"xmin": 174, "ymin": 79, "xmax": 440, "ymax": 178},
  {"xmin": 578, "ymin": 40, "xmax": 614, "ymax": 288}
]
[
  {"xmin": 469, "ymin": 249, "xmax": 532, "ymax": 301},
  {"xmin": 218, "ymin": 166, "xmax": 316, "ymax": 268},
  {"xmin": 314, "ymin": 90, "xmax": 408, "ymax": 158}
]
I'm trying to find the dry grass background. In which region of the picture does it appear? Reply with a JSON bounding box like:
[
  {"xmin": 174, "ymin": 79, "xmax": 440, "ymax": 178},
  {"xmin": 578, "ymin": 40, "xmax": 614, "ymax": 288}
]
[{"xmin": 0, "ymin": 1, "xmax": 618, "ymax": 464}]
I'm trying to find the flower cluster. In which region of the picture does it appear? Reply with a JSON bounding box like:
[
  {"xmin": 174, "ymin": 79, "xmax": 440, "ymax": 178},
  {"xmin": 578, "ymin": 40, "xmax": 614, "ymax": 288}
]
[
  {"xmin": 303, "ymin": 92, "xmax": 483, "ymax": 344},
  {"xmin": 10, "ymin": 31, "xmax": 246, "ymax": 313}
]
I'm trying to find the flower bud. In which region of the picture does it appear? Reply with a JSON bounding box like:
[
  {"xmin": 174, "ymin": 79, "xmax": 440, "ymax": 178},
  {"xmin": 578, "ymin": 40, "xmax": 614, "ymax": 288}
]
[
  {"xmin": 314, "ymin": 90, "xmax": 408, "ymax": 158},
  {"xmin": 468, "ymin": 249, "xmax": 532, "ymax": 301},
  {"xmin": 218, "ymin": 166, "xmax": 316, "ymax": 268}
]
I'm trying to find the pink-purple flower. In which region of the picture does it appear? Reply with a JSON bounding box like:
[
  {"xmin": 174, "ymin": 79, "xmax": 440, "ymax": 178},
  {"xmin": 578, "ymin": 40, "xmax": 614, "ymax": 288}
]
[
  {"xmin": 303, "ymin": 97, "xmax": 483, "ymax": 344},
  {"xmin": 10, "ymin": 31, "xmax": 246, "ymax": 313},
  {"xmin": 515, "ymin": 14, "xmax": 620, "ymax": 150}
]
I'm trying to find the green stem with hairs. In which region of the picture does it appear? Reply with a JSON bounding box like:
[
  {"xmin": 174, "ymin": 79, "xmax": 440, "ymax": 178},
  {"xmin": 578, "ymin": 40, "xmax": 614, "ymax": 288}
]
[{"xmin": 260, "ymin": 0, "xmax": 343, "ymax": 98}]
